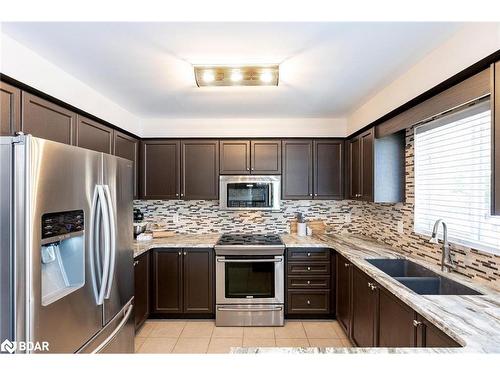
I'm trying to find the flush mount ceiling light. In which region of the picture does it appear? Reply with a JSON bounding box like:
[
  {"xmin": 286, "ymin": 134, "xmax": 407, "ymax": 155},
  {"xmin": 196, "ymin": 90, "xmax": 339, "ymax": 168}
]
[{"xmin": 194, "ymin": 65, "xmax": 279, "ymax": 87}]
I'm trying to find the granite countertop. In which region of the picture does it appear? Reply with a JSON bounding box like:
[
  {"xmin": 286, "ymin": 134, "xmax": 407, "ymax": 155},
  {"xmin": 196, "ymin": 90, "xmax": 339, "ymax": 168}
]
[
  {"xmin": 133, "ymin": 234, "xmax": 220, "ymax": 258},
  {"xmin": 235, "ymin": 233, "xmax": 500, "ymax": 354}
]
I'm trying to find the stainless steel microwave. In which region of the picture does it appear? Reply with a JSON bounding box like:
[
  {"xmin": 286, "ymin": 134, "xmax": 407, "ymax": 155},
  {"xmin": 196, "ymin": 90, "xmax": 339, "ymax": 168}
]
[{"xmin": 219, "ymin": 175, "xmax": 281, "ymax": 211}]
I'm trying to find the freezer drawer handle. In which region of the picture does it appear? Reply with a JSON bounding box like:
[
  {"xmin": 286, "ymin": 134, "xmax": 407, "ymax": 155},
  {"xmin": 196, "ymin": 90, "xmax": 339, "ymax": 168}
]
[
  {"xmin": 217, "ymin": 306, "xmax": 283, "ymax": 312},
  {"xmin": 91, "ymin": 303, "xmax": 133, "ymax": 354},
  {"xmin": 216, "ymin": 258, "xmax": 282, "ymax": 263}
]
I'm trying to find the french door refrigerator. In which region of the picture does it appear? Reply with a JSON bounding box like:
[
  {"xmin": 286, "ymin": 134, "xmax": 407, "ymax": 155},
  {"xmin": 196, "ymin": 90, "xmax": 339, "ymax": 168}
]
[{"xmin": 0, "ymin": 134, "xmax": 134, "ymax": 353}]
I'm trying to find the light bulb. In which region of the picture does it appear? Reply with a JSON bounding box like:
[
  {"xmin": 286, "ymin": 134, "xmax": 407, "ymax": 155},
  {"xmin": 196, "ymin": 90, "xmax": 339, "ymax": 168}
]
[
  {"xmin": 202, "ymin": 71, "xmax": 215, "ymax": 83},
  {"xmin": 260, "ymin": 71, "xmax": 273, "ymax": 83},
  {"xmin": 230, "ymin": 71, "xmax": 243, "ymax": 82}
]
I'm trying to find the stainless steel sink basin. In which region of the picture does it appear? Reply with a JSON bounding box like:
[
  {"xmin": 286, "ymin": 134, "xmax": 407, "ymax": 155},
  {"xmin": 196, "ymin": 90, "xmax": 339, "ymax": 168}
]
[{"xmin": 366, "ymin": 258, "xmax": 482, "ymax": 296}]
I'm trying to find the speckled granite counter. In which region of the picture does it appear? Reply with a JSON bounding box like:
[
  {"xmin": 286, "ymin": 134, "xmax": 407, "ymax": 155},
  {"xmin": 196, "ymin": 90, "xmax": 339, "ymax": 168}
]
[
  {"xmin": 133, "ymin": 234, "xmax": 220, "ymax": 258},
  {"xmin": 236, "ymin": 233, "xmax": 500, "ymax": 353}
]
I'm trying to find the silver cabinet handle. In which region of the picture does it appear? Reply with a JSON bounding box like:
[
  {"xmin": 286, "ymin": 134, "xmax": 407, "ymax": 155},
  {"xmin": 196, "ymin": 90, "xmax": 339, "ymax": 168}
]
[
  {"xmin": 344, "ymin": 263, "xmax": 350, "ymax": 268},
  {"xmin": 368, "ymin": 282, "xmax": 373, "ymax": 288},
  {"xmin": 217, "ymin": 258, "xmax": 282, "ymax": 263},
  {"xmin": 370, "ymin": 285, "xmax": 377, "ymax": 291},
  {"xmin": 413, "ymin": 320, "xmax": 422, "ymax": 327},
  {"xmin": 307, "ymin": 252, "xmax": 311, "ymax": 257},
  {"xmin": 314, "ymin": 193, "xmax": 318, "ymax": 197},
  {"xmin": 217, "ymin": 306, "xmax": 283, "ymax": 312},
  {"xmin": 133, "ymin": 261, "xmax": 139, "ymax": 267},
  {"xmin": 307, "ymin": 300, "xmax": 311, "ymax": 305},
  {"xmin": 307, "ymin": 266, "xmax": 311, "ymax": 271},
  {"xmin": 178, "ymin": 251, "xmax": 182, "ymax": 256},
  {"xmin": 183, "ymin": 251, "xmax": 187, "ymax": 256},
  {"xmin": 176, "ymin": 193, "xmax": 179, "ymax": 197},
  {"xmin": 246, "ymin": 167, "xmax": 249, "ymax": 171},
  {"xmin": 309, "ymin": 193, "xmax": 313, "ymax": 197},
  {"xmin": 307, "ymin": 280, "xmax": 311, "ymax": 285},
  {"xmin": 91, "ymin": 303, "xmax": 133, "ymax": 353},
  {"xmin": 180, "ymin": 193, "xmax": 184, "ymax": 197},
  {"xmin": 251, "ymin": 167, "xmax": 254, "ymax": 171}
]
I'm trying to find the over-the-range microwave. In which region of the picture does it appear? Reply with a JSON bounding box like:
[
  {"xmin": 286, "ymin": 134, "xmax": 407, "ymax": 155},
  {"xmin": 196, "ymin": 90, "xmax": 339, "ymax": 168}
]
[{"xmin": 219, "ymin": 175, "xmax": 281, "ymax": 211}]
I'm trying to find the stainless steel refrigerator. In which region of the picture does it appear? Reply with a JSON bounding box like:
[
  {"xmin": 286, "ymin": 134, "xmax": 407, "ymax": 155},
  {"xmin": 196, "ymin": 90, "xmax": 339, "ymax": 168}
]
[{"xmin": 0, "ymin": 134, "xmax": 134, "ymax": 353}]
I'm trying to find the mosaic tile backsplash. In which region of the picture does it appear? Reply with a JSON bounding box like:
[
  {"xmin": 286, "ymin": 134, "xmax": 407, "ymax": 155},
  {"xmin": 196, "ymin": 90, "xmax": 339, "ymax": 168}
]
[{"xmin": 134, "ymin": 126, "xmax": 500, "ymax": 289}]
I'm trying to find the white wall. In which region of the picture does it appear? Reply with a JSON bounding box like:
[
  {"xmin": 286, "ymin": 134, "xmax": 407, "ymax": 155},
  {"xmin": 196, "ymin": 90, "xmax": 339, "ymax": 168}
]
[
  {"xmin": 347, "ymin": 23, "xmax": 500, "ymax": 134},
  {"xmin": 140, "ymin": 117, "xmax": 347, "ymax": 138},
  {"xmin": 0, "ymin": 32, "xmax": 141, "ymax": 135}
]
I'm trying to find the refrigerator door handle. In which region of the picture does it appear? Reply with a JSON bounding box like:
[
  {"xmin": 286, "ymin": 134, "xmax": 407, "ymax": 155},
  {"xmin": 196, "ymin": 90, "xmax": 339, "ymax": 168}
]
[
  {"xmin": 91, "ymin": 302, "xmax": 133, "ymax": 354},
  {"xmin": 88, "ymin": 185, "xmax": 100, "ymax": 303},
  {"xmin": 103, "ymin": 185, "xmax": 116, "ymax": 299},
  {"xmin": 96, "ymin": 185, "xmax": 111, "ymax": 306}
]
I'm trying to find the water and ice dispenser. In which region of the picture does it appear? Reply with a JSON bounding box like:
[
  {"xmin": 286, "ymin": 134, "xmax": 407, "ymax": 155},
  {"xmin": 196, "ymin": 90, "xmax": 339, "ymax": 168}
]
[{"xmin": 40, "ymin": 210, "xmax": 85, "ymax": 306}]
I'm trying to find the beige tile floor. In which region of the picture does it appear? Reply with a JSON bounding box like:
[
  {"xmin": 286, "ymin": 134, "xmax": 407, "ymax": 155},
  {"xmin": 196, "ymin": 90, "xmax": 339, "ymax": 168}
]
[{"xmin": 135, "ymin": 319, "xmax": 352, "ymax": 354}]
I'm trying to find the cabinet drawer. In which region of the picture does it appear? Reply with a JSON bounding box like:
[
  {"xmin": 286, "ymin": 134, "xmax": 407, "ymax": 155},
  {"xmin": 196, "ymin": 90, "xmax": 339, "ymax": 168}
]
[
  {"xmin": 288, "ymin": 248, "xmax": 330, "ymax": 261},
  {"xmin": 287, "ymin": 290, "xmax": 330, "ymax": 314},
  {"xmin": 287, "ymin": 261, "xmax": 330, "ymax": 275},
  {"xmin": 287, "ymin": 276, "xmax": 330, "ymax": 289}
]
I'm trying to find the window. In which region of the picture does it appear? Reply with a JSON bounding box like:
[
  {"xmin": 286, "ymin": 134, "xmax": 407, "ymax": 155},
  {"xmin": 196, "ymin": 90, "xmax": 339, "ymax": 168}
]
[{"xmin": 414, "ymin": 100, "xmax": 500, "ymax": 254}]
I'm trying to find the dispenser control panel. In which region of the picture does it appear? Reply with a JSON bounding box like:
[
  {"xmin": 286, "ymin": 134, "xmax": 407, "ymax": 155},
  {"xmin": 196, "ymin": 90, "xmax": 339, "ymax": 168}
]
[{"xmin": 41, "ymin": 210, "xmax": 84, "ymax": 239}]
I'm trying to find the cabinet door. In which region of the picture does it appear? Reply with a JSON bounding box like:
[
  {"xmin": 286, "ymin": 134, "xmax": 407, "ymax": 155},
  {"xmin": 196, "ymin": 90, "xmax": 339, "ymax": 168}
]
[
  {"xmin": 314, "ymin": 140, "xmax": 344, "ymax": 199},
  {"xmin": 134, "ymin": 252, "xmax": 149, "ymax": 330},
  {"xmin": 0, "ymin": 81, "xmax": 20, "ymax": 135},
  {"xmin": 181, "ymin": 140, "xmax": 219, "ymax": 200},
  {"xmin": 282, "ymin": 139, "xmax": 313, "ymax": 199},
  {"xmin": 21, "ymin": 92, "xmax": 76, "ymax": 145},
  {"xmin": 183, "ymin": 249, "xmax": 214, "ymax": 314},
  {"xmin": 140, "ymin": 140, "xmax": 180, "ymax": 199},
  {"xmin": 351, "ymin": 267, "xmax": 377, "ymax": 347},
  {"xmin": 220, "ymin": 140, "xmax": 250, "ymax": 174},
  {"xmin": 360, "ymin": 129, "xmax": 374, "ymax": 201},
  {"xmin": 336, "ymin": 255, "xmax": 352, "ymax": 335},
  {"xmin": 416, "ymin": 315, "xmax": 460, "ymax": 348},
  {"xmin": 348, "ymin": 137, "xmax": 361, "ymax": 199},
  {"xmin": 251, "ymin": 140, "xmax": 281, "ymax": 174},
  {"xmin": 152, "ymin": 249, "xmax": 183, "ymax": 314},
  {"xmin": 378, "ymin": 288, "xmax": 416, "ymax": 347},
  {"xmin": 114, "ymin": 131, "xmax": 139, "ymax": 199},
  {"xmin": 76, "ymin": 115, "xmax": 114, "ymax": 154},
  {"xmin": 493, "ymin": 61, "xmax": 500, "ymax": 215}
]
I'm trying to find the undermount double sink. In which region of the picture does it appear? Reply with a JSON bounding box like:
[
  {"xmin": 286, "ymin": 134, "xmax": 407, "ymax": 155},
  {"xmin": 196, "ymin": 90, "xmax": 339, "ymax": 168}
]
[{"xmin": 366, "ymin": 258, "xmax": 482, "ymax": 296}]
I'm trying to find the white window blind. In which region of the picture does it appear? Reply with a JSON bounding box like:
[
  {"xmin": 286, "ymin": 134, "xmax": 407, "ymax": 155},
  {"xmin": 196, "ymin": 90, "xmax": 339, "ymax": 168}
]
[{"xmin": 414, "ymin": 100, "xmax": 500, "ymax": 255}]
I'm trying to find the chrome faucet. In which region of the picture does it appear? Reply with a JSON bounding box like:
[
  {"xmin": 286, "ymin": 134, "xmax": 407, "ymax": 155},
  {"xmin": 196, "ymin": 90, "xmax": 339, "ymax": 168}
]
[{"xmin": 429, "ymin": 219, "xmax": 457, "ymax": 272}]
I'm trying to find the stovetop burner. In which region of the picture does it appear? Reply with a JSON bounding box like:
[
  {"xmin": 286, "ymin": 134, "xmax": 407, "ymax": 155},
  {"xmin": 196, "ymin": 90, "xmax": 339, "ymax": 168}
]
[{"xmin": 216, "ymin": 233, "xmax": 283, "ymax": 246}]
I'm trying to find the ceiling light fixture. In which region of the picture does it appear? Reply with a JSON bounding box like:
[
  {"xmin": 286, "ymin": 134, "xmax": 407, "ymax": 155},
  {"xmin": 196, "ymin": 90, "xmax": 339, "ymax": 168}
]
[{"xmin": 194, "ymin": 65, "xmax": 279, "ymax": 87}]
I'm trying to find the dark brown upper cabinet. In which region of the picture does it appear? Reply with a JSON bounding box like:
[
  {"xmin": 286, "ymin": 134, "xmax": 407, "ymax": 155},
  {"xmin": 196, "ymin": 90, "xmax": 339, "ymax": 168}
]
[
  {"xmin": 220, "ymin": 140, "xmax": 250, "ymax": 174},
  {"xmin": 251, "ymin": 140, "xmax": 281, "ymax": 174},
  {"xmin": 151, "ymin": 248, "xmax": 214, "ymax": 316},
  {"xmin": 114, "ymin": 130, "xmax": 139, "ymax": 199},
  {"xmin": 181, "ymin": 140, "xmax": 219, "ymax": 200},
  {"xmin": 282, "ymin": 139, "xmax": 313, "ymax": 199},
  {"xmin": 347, "ymin": 127, "xmax": 404, "ymax": 203},
  {"xmin": 0, "ymin": 81, "xmax": 21, "ymax": 136},
  {"xmin": 21, "ymin": 92, "xmax": 76, "ymax": 145},
  {"xmin": 492, "ymin": 61, "xmax": 500, "ymax": 215},
  {"xmin": 140, "ymin": 140, "xmax": 180, "ymax": 199},
  {"xmin": 283, "ymin": 139, "xmax": 344, "ymax": 200},
  {"xmin": 350, "ymin": 266, "xmax": 378, "ymax": 347},
  {"xmin": 219, "ymin": 139, "xmax": 281, "ymax": 175},
  {"xmin": 76, "ymin": 115, "xmax": 114, "ymax": 154},
  {"xmin": 314, "ymin": 140, "xmax": 344, "ymax": 199}
]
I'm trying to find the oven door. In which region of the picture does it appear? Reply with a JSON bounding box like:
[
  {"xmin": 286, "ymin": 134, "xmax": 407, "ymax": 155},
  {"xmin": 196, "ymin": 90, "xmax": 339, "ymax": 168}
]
[
  {"xmin": 219, "ymin": 175, "xmax": 280, "ymax": 210},
  {"xmin": 216, "ymin": 255, "xmax": 284, "ymax": 305}
]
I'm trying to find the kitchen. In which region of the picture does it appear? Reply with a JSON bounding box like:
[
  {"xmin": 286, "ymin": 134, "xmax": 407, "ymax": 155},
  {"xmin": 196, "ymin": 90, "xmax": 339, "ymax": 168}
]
[{"xmin": 1, "ymin": 7, "xmax": 500, "ymax": 373}]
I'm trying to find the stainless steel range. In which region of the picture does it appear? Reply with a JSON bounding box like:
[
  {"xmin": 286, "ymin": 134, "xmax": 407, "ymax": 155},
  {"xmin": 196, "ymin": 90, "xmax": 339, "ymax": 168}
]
[{"xmin": 215, "ymin": 234, "xmax": 285, "ymax": 327}]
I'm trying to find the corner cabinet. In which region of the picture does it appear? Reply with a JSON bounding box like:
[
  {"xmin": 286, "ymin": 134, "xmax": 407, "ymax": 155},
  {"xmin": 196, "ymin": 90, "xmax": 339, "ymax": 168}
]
[
  {"xmin": 151, "ymin": 248, "xmax": 214, "ymax": 317},
  {"xmin": 282, "ymin": 139, "xmax": 343, "ymax": 200},
  {"xmin": 493, "ymin": 61, "xmax": 500, "ymax": 215},
  {"xmin": 347, "ymin": 128, "xmax": 374, "ymax": 201},
  {"xmin": 0, "ymin": 81, "xmax": 21, "ymax": 135}
]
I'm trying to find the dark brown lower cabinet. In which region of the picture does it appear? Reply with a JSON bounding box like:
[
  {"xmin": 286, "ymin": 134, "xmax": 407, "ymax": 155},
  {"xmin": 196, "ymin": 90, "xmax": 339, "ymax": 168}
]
[
  {"xmin": 151, "ymin": 248, "xmax": 214, "ymax": 317},
  {"xmin": 134, "ymin": 252, "xmax": 149, "ymax": 330},
  {"xmin": 351, "ymin": 267, "xmax": 377, "ymax": 347},
  {"xmin": 415, "ymin": 315, "xmax": 460, "ymax": 348},
  {"xmin": 377, "ymin": 288, "xmax": 416, "ymax": 347},
  {"xmin": 336, "ymin": 254, "xmax": 352, "ymax": 335}
]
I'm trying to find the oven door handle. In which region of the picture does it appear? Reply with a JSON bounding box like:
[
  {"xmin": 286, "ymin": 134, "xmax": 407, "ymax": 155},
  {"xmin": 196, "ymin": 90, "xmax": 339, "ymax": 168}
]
[
  {"xmin": 217, "ymin": 306, "xmax": 283, "ymax": 312},
  {"xmin": 217, "ymin": 258, "xmax": 283, "ymax": 263}
]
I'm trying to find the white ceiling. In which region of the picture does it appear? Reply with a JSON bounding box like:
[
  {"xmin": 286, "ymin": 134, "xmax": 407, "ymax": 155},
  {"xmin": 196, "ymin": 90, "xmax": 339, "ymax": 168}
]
[{"xmin": 1, "ymin": 22, "xmax": 463, "ymax": 119}]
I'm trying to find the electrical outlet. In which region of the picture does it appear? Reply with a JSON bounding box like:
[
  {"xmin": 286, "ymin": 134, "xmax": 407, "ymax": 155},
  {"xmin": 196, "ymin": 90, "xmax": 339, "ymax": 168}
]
[
  {"xmin": 172, "ymin": 213, "xmax": 179, "ymax": 223},
  {"xmin": 344, "ymin": 213, "xmax": 351, "ymax": 223},
  {"xmin": 397, "ymin": 221, "xmax": 404, "ymax": 234}
]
